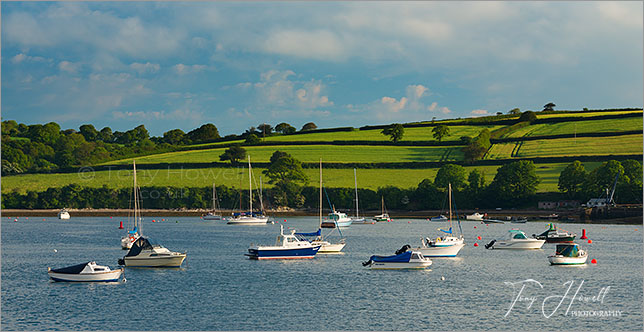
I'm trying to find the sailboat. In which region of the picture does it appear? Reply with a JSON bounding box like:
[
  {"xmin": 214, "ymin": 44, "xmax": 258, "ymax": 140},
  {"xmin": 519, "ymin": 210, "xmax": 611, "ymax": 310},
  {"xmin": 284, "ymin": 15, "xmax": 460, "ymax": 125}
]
[
  {"xmin": 411, "ymin": 183, "xmax": 465, "ymax": 257},
  {"xmin": 227, "ymin": 156, "xmax": 269, "ymax": 225},
  {"xmin": 118, "ymin": 161, "xmax": 187, "ymax": 268},
  {"xmin": 372, "ymin": 196, "xmax": 391, "ymax": 222},
  {"xmin": 296, "ymin": 160, "xmax": 346, "ymax": 253},
  {"xmin": 203, "ymin": 183, "xmax": 225, "ymax": 221},
  {"xmin": 350, "ymin": 168, "xmax": 366, "ymax": 223},
  {"xmin": 121, "ymin": 161, "xmax": 141, "ymax": 250}
]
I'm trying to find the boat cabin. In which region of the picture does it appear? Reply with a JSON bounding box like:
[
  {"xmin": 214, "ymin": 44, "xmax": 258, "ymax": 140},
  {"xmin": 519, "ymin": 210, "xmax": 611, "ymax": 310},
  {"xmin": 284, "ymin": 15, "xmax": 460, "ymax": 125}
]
[
  {"xmin": 555, "ymin": 244, "xmax": 580, "ymax": 257},
  {"xmin": 507, "ymin": 230, "xmax": 529, "ymax": 240}
]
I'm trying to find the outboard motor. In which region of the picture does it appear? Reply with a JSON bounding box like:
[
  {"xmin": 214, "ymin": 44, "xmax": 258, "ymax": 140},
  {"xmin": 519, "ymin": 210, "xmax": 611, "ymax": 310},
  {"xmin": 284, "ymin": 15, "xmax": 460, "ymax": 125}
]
[
  {"xmin": 485, "ymin": 240, "xmax": 496, "ymax": 249},
  {"xmin": 362, "ymin": 259, "xmax": 372, "ymax": 267},
  {"xmin": 117, "ymin": 258, "xmax": 125, "ymax": 266},
  {"xmin": 395, "ymin": 244, "xmax": 411, "ymax": 255}
]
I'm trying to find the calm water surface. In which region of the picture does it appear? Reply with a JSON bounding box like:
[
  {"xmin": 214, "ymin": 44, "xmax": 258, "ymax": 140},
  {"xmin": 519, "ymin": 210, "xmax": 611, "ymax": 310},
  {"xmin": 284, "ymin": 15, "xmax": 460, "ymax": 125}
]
[{"xmin": 2, "ymin": 216, "xmax": 642, "ymax": 330}]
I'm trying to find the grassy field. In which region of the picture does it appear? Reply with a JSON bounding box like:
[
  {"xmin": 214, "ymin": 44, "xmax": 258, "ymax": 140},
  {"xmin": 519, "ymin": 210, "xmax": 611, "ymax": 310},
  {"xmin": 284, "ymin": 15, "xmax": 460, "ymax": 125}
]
[
  {"xmin": 503, "ymin": 117, "xmax": 643, "ymax": 138},
  {"xmin": 3, "ymin": 162, "xmax": 604, "ymax": 194},
  {"xmin": 536, "ymin": 110, "xmax": 642, "ymax": 119},
  {"xmin": 104, "ymin": 145, "xmax": 466, "ymax": 165},
  {"xmin": 486, "ymin": 134, "xmax": 643, "ymax": 159}
]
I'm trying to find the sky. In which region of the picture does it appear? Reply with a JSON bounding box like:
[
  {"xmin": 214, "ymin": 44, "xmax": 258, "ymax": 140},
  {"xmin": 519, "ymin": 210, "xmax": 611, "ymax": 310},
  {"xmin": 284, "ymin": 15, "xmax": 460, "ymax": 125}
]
[{"xmin": 2, "ymin": 1, "xmax": 642, "ymax": 136}]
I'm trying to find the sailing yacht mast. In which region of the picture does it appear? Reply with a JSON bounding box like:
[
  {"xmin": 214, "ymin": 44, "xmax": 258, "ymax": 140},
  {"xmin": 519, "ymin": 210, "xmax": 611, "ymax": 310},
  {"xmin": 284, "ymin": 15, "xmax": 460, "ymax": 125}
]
[
  {"xmin": 448, "ymin": 183, "xmax": 453, "ymax": 231},
  {"xmin": 319, "ymin": 159, "xmax": 323, "ymax": 229},
  {"xmin": 248, "ymin": 155, "xmax": 252, "ymax": 213},
  {"xmin": 354, "ymin": 169, "xmax": 359, "ymax": 218},
  {"xmin": 133, "ymin": 160, "xmax": 141, "ymax": 235}
]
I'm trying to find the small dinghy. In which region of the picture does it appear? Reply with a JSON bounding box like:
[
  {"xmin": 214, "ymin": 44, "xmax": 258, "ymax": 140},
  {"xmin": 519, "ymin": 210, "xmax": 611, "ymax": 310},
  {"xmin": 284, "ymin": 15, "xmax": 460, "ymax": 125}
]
[
  {"xmin": 485, "ymin": 230, "xmax": 545, "ymax": 250},
  {"xmin": 48, "ymin": 262, "xmax": 123, "ymax": 282},
  {"xmin": 548, "ymin": 243, "xmax": 588, "ymax": 265},
  {"xmin": 362, "ymin": 245, "xmax": 432, "ymax": 270}
]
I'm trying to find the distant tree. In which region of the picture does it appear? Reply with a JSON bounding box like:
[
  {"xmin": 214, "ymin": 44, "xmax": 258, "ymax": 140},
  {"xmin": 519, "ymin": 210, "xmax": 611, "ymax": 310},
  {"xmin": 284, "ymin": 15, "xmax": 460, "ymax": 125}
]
[
  {"xmin": 582, "ymin": 160, "xmax": 624, "ymax": 197},
  {"xmin": 263, "ymin": 151, "xmax": 308, "ymax": 185},
  {"xmin": 98, "ymin": 127, "xmax": 113, "ymax": 142},
  {"xmin": 163, "ymin": 129, "xmax": 186, "ymax": 145},
  {"xmin": 467, "ymin": 169, "xmax": 486, "ymax": 194},
  {"xmin": 269, "ymin": 150, "xmax": 290, "ymax": 164},
  {"xmin": 463, "ymin": 129, "xmax": 491, "ymax": 162},
  {"xmin": 79, "ymin": 124, "xmax": 99, "ymax": 142},
  {"xmin": 243, "ymin": 126, "xmax": 259, "ymax": 137},
  {"xmin": 2, "ymin": 120, "xmax": 19, "ymax": 136},
  {"xmin": 431, "ymin": 117, "xmax": 437, "ymax": 123},
  {"xmin": 257, "ymin": 123, "xmax": 273, "ymax": 137},
  {"xmin": 518, "ymin": 111, "xmax": 537, "ymax": 123},
  {"xmin": 543, "ymin": 102, "xmax": 556, "ymax": 112},
  {"xmin": 28, "ymin": 122, "xmax": 61, "ymax": 145},
  {"xmin": 187, "ymin": 123, "xmax": 220, "ymax": 142},
  {"xmin": 219, "ymin": 145, "xmax": 246, "ymax": 164},
  {"xmin": 301, "ymin": 122, "xmax": 317, "ymax": 131},
  {"xmin": 434, "ymin": 164, "xmax": 467, "ymax": 190},
  {"xmin": 508, "ymin": 108, "xmax": 521, "ymax": 115},
  {"xmin": 488, "ymin": 160, "xmax": 540, "ymax": 204},
  {"xmin": 558, "ymin": 160, "xmax": 587, "ymax": 197},
  {"xmin": 275, "ymin": 122, "xmax": 296, "ymax": 134},
  {"xmin": 245, "ymin": 134, "xmax": 261, "ymax": 144},
  {"xmin": 496, "ymin": 112, "xmax": 503, "ymax": 116},
  {"xmin": 381, "ymin": 123, "xmax": 405, "ymax": 143},
  {"xmin": 129, "ymin": 125, "xmax": 150, "ymax": 143},
  {"xmin": 432, "ymin": 125, "xmax": 450, "ymax": 142}
]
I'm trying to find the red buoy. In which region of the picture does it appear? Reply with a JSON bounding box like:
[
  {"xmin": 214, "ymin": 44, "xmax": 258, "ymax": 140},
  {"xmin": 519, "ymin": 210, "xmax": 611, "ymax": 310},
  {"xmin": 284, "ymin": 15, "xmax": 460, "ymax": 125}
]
[
  {"xmin": 591, "ymin": 259, "xmax": 597, "ymax": 264},
  {"xmin": 474, "ymin": 226, "xmax": 477, "ymax": 229},
  {"xmin": 587, "ymin": 239, "xmax": 592, "ymax": 244},
  {"xmin": 477, "ymin": 236, "xmax": 482, "ymax": 240},
  {"xmin": 119, "ymin": 221, "xmax": 124, "ymax": 229},
  {"xmin": 474, "ymin": 243, "xmax": 479, "ymax": 247},
  {"xmin": 580, "ymin": 229, "xmax": 587, "ymax": 240}
]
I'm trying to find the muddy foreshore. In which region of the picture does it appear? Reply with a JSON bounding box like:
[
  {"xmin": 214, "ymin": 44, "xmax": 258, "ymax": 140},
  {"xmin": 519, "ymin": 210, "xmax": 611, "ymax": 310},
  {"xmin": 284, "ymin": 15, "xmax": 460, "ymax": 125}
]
[{"xmin": 2, "ymin": 208, "xmax": 641, "ymax": 224}]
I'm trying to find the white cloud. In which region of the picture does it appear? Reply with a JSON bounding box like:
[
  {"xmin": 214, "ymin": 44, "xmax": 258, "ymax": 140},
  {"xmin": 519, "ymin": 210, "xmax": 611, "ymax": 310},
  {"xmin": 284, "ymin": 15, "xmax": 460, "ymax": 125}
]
[
  {"xmin": 263, "ymin": 29, "xmax": 345, "ymax": 61},
  {"xmin": 352, "ymin": 84, "xmax": 449, "ymax": 122},
  {"xmin": 241, "ymin": 69, "xmax": 333, "ymax": 110},
  {"xmin": 173, "ymin": 63, "xmax": 207, "ymax": 75},
  {"xmin": 12, "ymin": 53, "xmax": 27, "ymax": 63},
  {"xmin": 470, "ymin": 109, "xmax": 489, "ymax": 117},
  {"xmin": 58, "ymin": 61, "xmax": 80, "ymax": 73},
  {"xmin": 112, "ymin": 109, "xmax": 203, "ymax": 122},
  {"xmin": 130, "ymin": 62, "xmax": 160, "ymax": 74}
]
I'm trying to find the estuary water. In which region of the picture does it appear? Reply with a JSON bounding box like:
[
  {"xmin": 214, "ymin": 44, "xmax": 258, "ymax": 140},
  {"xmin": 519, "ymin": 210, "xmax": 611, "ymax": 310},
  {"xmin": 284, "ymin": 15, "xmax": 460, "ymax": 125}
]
[{"xmin": 1, "ymin": 216, "xmax": 642, "ymax": 331}]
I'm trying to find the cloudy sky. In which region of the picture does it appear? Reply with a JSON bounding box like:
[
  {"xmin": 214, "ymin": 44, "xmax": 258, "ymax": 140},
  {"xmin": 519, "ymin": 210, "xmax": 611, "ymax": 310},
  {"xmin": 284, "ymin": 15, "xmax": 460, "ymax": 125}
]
[{"xmin": 2, "ymin": 2, "xmax": 642, "ymax": 136}]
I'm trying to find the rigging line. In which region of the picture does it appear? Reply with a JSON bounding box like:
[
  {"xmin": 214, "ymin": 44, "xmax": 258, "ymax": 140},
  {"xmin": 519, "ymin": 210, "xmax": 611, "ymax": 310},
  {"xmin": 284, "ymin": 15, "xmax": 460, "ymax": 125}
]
[{"xmin": 322, "ymin": 184, "xmax": 343, "ymax": 238}]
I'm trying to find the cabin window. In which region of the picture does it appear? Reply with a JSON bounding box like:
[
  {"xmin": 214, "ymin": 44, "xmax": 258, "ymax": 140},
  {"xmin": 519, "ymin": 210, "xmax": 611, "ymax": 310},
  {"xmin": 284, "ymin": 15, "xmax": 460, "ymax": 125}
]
[
  {"xmin": 411, "ymin": 253, "xmax": 420, "ymax": 259},
  {"xmin": 513, "ymin": 233, "xmax": 527, "ymax": 239},
  {"xmin": 287, "ymin": 238, "xmax": 296, "ymax": 242}
]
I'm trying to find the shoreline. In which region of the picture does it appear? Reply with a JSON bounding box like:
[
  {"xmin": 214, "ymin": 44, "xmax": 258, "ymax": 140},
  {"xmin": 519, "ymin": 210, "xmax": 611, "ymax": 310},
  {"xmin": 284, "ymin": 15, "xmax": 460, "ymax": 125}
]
[{"xmin": 2, "ymin": 208, "xmax": 641, "ymax": 224}]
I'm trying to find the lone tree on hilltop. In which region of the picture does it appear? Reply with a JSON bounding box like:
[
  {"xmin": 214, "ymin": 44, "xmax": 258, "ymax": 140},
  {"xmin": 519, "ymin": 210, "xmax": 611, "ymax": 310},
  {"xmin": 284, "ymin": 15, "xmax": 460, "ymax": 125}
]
[
  {"xmin": 301, "ymin": 122, "xmax": 317, "ymax": 131},
  {"xmin": 518, "ymin": 111, "xmax": 537, "ymax": 123},
  {"xmin": 432, "ymin": 124, "xmax": 450, "ymax": 142},
  {"xmin": 543, "ymin": 102, "xmax": 556, "ymax": 112},
  {"xmin": 219, "ymin": 145, "xmax": 246, "ymax": 164},
  {"xmin": 381, "ymin": 123, "xmax": 405, "ymax": 143},
  {"xmin": 275, "ymin": 122, "xmax": 296, "ymax": 134},
  {"xmin": 508, "ymin": 108, "xmax": 521, "ymax": 115}
]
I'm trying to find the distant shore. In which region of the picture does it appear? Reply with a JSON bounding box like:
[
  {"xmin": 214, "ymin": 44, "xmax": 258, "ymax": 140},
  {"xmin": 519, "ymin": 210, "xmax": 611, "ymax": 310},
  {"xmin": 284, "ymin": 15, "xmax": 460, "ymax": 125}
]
[{"xmin": 2, "ymin": 208, "xmax": 641, "ymax": 224}]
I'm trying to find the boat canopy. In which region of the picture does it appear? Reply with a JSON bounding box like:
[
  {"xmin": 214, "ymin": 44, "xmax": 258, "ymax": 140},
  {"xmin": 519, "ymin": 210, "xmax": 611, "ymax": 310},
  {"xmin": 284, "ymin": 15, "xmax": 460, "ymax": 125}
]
[
  {"xmin": 49, "ymin": 262, "xmax": 91, "ymax": 274},
  {"xmin": 294, "ymin": 229, "xmax": 322, "ymax": 237},
  {"xmin": 509, "ymin": 230, "xmax": 528, "ymax": 239},
  {"xmin": 555, "ymin": 244, "xmax": 579, "ymax": 257},
  {"xmin": 125, "ymin": 237, "xmax": 160, "ymax": 257},
  {"xmin": 232, "ymin": 211, "xmax": 263, "ymax": 217},
  {"xmin": 439, "ymin": 227, "xmax": 452, "ymax": 234},
  {"xmin": 370, "ymin": 251, "xmax": 412, "ymax": 263}
]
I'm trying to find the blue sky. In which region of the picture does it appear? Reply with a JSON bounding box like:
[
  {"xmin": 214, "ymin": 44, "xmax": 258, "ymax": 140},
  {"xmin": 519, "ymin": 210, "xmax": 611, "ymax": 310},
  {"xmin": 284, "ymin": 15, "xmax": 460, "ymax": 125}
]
[{"xmin": 2, "ymin": 1, "xmax": 642, "ymax": 136}]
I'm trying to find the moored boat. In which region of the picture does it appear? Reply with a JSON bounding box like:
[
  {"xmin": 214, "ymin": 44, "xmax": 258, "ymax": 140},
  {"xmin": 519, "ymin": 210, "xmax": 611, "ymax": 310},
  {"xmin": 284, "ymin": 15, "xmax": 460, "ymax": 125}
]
[
  {"xmin": 485, "ymin": 230, "xmax": 545, "ymax": 250},
  {"xmin": 48, "ymin": 261, "xmax": 123, "ymax": 282},
  {"xmin": 246, "ymin": 225, "xmax": 321, "ymax": 260},
  {"xmin": 534, "ymin": 223, "xmax": 576, "ymax": 243},
  {"xmin": 548, "ymin": 243, "xmax": 588, "ymax": 265},
  {"xmin": 58, "ymin": 208, "xmax": 70, "ymax": 220},
  {"xmin": 227, "ymin": 156, "xmax": 269, "ymax": 225},
  {"xmin": 372, "ymin": 196, "xmax": 392, "ymax": 222},
  {"xmin": 203, "ymin": 183, "xmax": 225, "ymax": 221},
  {"xmin": 362, "ymin": 245, "xmax": 432, "ymax": 270},
  {"xmin": 120, "ymin": 161, "xmax": 141, "ymax": 250},
  {"xmin": 321, "ymin": 210, "xmax": 352, "ymax": 228},
  {"xmin": 465, "ymin": 212, "xmax": 485, "ymax": 221},
  {"xmin": 119, "ymin": 237, "xmax": 187, "ymax": 267}
]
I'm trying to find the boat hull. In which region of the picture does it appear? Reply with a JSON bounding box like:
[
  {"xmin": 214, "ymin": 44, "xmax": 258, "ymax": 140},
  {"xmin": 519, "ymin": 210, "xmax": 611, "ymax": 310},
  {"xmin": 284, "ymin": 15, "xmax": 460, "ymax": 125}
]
[
  {"xmin": 58, "ymin": 212, "xmax": 70, "ymax": 220},
  {"xmin": 203, "ymin": 215, "xmax": 225, "ymax": 221},
  {"xmin": 368, "ymin": 260, "xmax": 432, "ymax": 270},
  {"xmin": 247, "ymin": 246, "xmax": 320, "ymax": 260},
  {"xmin": 315, "ymin": 242, "xmax": 346, "ymax": 253},
  {"xmin": 540, "ymin": 236, "xmax": 576, "ymax": 243},
  {"xmin": 124, "ymin": 254, "xmax": 186, "ymax": 267},
  {"xmin": 227, "ymin": 217, "xmax": 269, "ymax": 225},
  {"xmin": 490, "ymin": 239, "xmax": 545, "ymax": 249},
  {"xmin": 48, "ymin": 269, "xmax": 123, "ymax": 282},
  {"xmin": 415, "ymin": 243, "xmax": 465, "ymax": 257},
  {"xmin": 549, "ymin": 255, "xmax": 588, "ymax": 265},
  {"xmin": 321, "ymin": 220, "xmax": 352, "ymax": 228}
]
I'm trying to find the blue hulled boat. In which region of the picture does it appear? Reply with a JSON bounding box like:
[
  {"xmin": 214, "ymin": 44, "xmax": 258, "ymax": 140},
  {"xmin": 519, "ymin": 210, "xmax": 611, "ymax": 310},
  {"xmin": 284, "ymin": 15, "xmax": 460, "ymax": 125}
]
[
  {"xmin": 362, "ymin": 245, "xmax": 433, "ymax": 270},
  {"xmin": 246, "ymin": 225, "xmax": 321, "ymax": 260}
]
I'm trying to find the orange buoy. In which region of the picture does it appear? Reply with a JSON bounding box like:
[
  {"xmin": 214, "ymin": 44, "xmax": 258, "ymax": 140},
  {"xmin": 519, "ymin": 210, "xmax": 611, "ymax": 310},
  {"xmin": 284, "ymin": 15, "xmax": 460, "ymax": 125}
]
[
  {"xmin": 580, "ymin": 229, "xmax": 587, "ymax": 239},
  {"xmin": 591, "ymin": 259, "xmax": 597, "ymax": 264},
  {"xmin": 43, "ymin": 219, "xmax": 46, "ymax": 221},
  {"xmin": 119, "ymin": 221, "xmax": 124, "ymax": 229},
  {"xmin": 477, "ymin": 236, "xmax": 482, "ymax": 240},
  {"xmin": 474, "ymin": 243, "xmax": 479, "ymax": 247},
  {"xmin": 587, "ymin": 239, "xmax": 592, "ymax": 244}
]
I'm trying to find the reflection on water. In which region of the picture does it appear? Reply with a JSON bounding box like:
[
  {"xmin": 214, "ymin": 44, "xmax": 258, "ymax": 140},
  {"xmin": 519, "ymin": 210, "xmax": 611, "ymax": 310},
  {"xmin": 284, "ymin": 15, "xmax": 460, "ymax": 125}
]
[{"xmin": 1, "ymin": 217, "xmax": 642, "ymax": 330}]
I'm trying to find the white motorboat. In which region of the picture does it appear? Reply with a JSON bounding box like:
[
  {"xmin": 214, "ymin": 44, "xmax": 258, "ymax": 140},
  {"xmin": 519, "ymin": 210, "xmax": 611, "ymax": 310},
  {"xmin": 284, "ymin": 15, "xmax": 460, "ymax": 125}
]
[
  {"xmin": 48, "ymin": 262, "xmax": 123, "ymax": 282},
  {"xmin": 548, "ymin": 243, "xmax": 588, "ymax": 265},
  {"xmin": 412, "ymin": 183, "xmax": 465, "ymax": 257},
  {"xmin": 485, "ymin": 230, "xmax": 545, "ymax": 250},
  {"xmin": 430, "ymin": 215, "xmax": 448, "ymax": 222},
  {"xmin": 58, "ymin": 208, "xmax": 70, "ymax": 220},
  {"xmin": 227, "ymin": 156, "xmax": 269, "ymax": 225},
  {"xmin": 372, "ymin": 196, "xmax": 391, "ymax": 222},
  {"xmin": 322, "ymin": 209, "xmax": 352, "ymax": 228},
  {"xmin": 466, "ymin": 212, "xmax": 485, "ymax": 221},
  {"xmin": 203, "ymin": 183, "xmax": 225, "ymax": 221},
  {"xmin": 119, "ymin": 237, "xmax": 187, "ymax": 267},
  {"xmin": 247, "ymin": 225, "xmax": 321, "ymax": 260},
  {"xmin": 121, "ymin": 161, "xmax": 141, "ymax": 250},
  {"xmin": 363, "ymin": 245, "xmax": 432, "ymax": 270}
]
